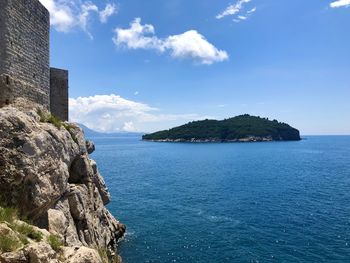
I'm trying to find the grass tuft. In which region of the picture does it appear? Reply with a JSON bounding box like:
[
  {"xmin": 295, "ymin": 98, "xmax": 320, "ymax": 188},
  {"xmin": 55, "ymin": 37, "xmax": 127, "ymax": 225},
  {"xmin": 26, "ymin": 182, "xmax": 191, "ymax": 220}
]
[
  {"xmin": 0, "ymin": 235, "xmax": 21, "ymax": 253},
  {"xmin": 97, "ymin": 248, "xmax": 109, "ymax": 263},
  {"xmin": 37, "ymin": 108, "xmax": 47, "ymax": 123},
  {"xmin": 37, "ymin": 109, "xmax": 63, "ymax": 129},
  {"xmin": 48, "ymin": 234, "xmax": 63, "ymax": 252},
  {"xmin": 13, "ymin": 223, "xmax": 43, "ymax": 242},
  {"xmin": 37, "ymin": 108, "xmax": 79, "ymax": 144},
  {"xmin": 47, "ymin": 114, "xmax": 64, "ymax": 129},
  {"xmin": 0, "ymin": 207, "xmax": 17, "ymax": 224},
  {"xmin": 18, "ymin": 234, "xmax": 29, "ymax": 245}
]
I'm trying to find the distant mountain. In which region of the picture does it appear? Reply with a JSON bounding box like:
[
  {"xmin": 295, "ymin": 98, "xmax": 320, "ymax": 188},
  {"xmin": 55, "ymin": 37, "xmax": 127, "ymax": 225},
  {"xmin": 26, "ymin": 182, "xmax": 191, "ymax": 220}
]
[
  {"xmin": 78, "ymin": 124, "xmax": 103, "ymax": 137},
  {"xmin": 77, "ymin": 123, "xmax": 143, "ymax": 138},
  {"xmin": 142, "ymin": 114, "xmax": 301, "ymax": 142}
]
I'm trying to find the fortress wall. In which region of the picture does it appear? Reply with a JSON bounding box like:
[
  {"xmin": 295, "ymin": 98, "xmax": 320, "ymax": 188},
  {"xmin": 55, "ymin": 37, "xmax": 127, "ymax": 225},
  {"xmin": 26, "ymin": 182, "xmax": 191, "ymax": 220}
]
[
  {"xmin": 0, "ymin": 1, "xmax": 5, "ymax": 73},
  {"xmin": 0, "ymin": 0, "xmax": 50, "ymax": 108},
  {"xmin": 0, "ymin": 75, "xmax": 50, "ymax": 107},
  {"xmin": 0, "ymin": 1, "xmax": 6, "ymax": 106},
  {"xmin": 50, "ymin": 68, "xmax": 69, "ymax": 121}
]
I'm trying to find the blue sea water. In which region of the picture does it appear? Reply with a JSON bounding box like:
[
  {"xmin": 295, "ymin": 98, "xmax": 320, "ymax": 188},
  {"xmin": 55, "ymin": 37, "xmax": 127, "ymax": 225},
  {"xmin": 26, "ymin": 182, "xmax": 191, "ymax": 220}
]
[{"xmin": 90, "ymin": 136, "xmax": 350, "ymax": 263}]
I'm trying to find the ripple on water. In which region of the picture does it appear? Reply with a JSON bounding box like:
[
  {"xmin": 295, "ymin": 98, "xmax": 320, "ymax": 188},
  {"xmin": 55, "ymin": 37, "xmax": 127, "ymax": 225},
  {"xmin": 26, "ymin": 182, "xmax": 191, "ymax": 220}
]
[{"xmin": 92, "ymin": 136, "xmax": 350, "ymax": 262}]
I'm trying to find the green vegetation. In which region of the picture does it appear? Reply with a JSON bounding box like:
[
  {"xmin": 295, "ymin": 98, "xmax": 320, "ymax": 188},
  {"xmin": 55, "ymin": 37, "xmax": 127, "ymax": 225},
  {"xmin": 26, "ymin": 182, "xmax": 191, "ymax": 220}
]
[
  {"xmin": 17, "ymin": 234, "xmax": 29, "ymax": 246},
  {"xmin": 97, "ymin": 248, "xmax": 122, "ymax": 263},
  {"xmin": 37, "ymin": 109, "xmax": 64, "ymax": 129},
  {"xmin": 0, "ymin": 206, "xmax": 43, "ymax": 252},
  {"xmin": 37, "ymin": 108, "xmax": 78, "ymax": 143},
  {"xmin": 0, "ymin": 235, "xmax": 21, "ymax": 253},
  {"xmin": 47, "ymin": 114, "xmax": 63, "ymax": 129},
  {"xmin": 143, "ymin": 114, "xmax": 301, "ymax": 142},
  {"xmin": 48, "ymin": 234, "xmax": 63, "ymax": 252},
  {"xmin": 37, "ymin": 108, "xmax": 47, "ymax": 123},
  {"xmin": 0, "ymin": 207, "xmax": 17, "ymax": 223},
  {"xmin": 98, "ymin": 248, "xmax": 109, "ymax": 263},
  {"xmin": 13, "ymin": 223, "xmax": 43, "ymax": 242},
  {"xmin": 0, "ymin": 207, "xmax": 22, "ymax": 252}
]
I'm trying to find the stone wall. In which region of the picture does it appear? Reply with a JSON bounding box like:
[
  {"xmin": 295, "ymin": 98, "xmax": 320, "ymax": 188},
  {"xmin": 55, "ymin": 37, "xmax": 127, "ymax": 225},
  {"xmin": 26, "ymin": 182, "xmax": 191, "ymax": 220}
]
[
  {"xmin": 0, "ymin": 75, "xmax": 50, "ymax": 108},
  {"xmin": 0, "ymin": 1, "xmax": 5, "ymax": 78},
  {"xmin": 0, "ymin": 0, "xmax": 50, "ymax": 108},
  {"xmin": 50, "ymin": 68, "xmax": 69, "ymax": 121}
]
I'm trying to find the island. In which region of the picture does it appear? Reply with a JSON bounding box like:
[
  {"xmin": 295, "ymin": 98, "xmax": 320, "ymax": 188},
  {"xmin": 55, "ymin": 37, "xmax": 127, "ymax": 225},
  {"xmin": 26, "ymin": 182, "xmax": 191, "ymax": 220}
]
[{"xmin": 142, "ymin": 114, "xmax": 301, "ymax": 142}]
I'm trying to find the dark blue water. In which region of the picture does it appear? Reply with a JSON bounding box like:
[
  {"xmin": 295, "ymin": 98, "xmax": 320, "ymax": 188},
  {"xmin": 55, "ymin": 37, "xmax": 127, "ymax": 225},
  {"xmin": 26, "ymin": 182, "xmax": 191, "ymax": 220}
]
[{"xmin": 90, "ymin": 136, "xmax": 350, "ymax": 263}]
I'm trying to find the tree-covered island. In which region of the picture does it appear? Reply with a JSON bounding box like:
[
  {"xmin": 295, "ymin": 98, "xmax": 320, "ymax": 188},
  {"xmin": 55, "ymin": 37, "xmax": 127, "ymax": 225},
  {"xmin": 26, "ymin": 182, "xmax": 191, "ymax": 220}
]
[{"xmin": 142, "ymin": 114, "xmax": 301, "ymax": 142}]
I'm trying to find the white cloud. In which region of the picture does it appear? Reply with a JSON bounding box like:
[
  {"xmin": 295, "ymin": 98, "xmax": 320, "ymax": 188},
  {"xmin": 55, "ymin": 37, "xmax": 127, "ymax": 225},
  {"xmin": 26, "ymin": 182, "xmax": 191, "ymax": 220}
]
[
  {"xmin": 247, "ymin": 7, "xmax": 257, "ymax": 14},
  {"xmin": 113, "ymin": 18, "xmax": 165, "ymax": 51},
  {"xmin": 113, "ymin": 18, "xmax": 228, "ymax": 65},
  {"xmin": 38, "ymin": 0, "xmax": 118, "ymax": 36},
  {"xmin": 164, "ymin": 30, "xmax": 229, "ymax": 65},
  {"xmin": 39, "ymin": 0, "xmax": 75, "ymax": 32},
  {"xmin": 99, "ymin": 4, "xmax": 118, "ymax": 23},
  {"xmin": 216, "ymin": 0, "xmax": 251, "ymax": 19},
  {"xmin": 69, "ymin": 94, "xmax": 209, "ymax": 132},
  {"xmin": 330, "ymin": 0, "xmax": 350, "ymax": 7},
  {"xmin": 79, "ymin": 2, "xmax": 98, "ymax": 39},
  {"xmin": 216, "ymin": 0, "xmax": 256, "ymax": 22},
  {"xmin": 122, "ymin": 121, "xmax": 136, "ymax": 132}
]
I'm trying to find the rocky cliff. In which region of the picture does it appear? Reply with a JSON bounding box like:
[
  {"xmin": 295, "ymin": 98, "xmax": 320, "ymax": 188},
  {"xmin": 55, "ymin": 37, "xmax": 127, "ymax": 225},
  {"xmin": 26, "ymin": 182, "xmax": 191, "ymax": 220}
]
[{"xmin": 0, "ymin": 100, "xmax": 125, "ymax": 262}]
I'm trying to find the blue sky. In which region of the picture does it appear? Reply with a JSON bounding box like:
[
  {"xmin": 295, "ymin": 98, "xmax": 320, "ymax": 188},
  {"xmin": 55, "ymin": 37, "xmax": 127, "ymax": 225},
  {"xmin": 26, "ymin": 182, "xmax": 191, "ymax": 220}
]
[{"xmin": 40, "ymin": 0, "xmax": 350, "ymax": 134}]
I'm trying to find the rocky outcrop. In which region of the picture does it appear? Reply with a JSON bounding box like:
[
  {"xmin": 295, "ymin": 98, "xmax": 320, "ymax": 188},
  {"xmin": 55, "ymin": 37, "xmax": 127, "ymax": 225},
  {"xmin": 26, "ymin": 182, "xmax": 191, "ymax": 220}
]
[
  {"xmin": 62, "ymin": 247, "xmax": 105, "ymax": 263},
  {"xmin": 85, "ymin": 140, "xmax": 95, "ymax": 155},
  {"xmin": 0, "ymin": 101, "xmax": 125, "ymax": 262},
  {"xmin": 0, "ymin": 218, "xmax": 119, "ymax": 263}
]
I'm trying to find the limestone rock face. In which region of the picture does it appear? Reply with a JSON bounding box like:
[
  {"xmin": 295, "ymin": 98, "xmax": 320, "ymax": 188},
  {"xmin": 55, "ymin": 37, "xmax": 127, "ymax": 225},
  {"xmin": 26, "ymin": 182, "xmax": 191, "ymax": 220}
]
[
  {"xmin": 24, "ymin": 242, "xmax": 57, "ymax": 263},
  {"xmin": 62, "ymin": 247, "xmax": 103, "ymax": 263},
  {"xmin": 0, "ymin": 250, "xmax": 27, "ymax": 263},
  {"xmin": 85, "ymin": 140, "xmax": 95, "ymax": 154},
  {"xmin": 0, "ymin": 104, "xmax": 125, "ymax": 261}
]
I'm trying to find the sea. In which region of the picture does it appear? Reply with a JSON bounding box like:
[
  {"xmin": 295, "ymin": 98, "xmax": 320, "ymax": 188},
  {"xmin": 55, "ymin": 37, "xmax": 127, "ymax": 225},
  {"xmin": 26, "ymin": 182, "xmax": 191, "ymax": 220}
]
[{"xmin": 89, "ymin": 135, "xmax": 350, "ymax": 263}]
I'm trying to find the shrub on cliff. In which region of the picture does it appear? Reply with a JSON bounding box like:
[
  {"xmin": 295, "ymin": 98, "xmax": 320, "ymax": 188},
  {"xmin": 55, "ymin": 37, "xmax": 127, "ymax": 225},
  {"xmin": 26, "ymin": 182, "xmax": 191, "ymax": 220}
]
[
  {"xmin": 37, "ymin": 108, "xmax": 64, "ymax": 129},
  {"xmin": 0, "ymin": 207, "xmax": 17, "ymax": 224},
  {"xmin": 48, "ymin": 234, "xmax": 63, "ymax": 252},
  {"xmin": 0, "ymin": 207, "xmax": 43, "ymax": 246},
  {"xmin": 37, "ymin": 108, "xmax": 78, "ymax": 143},
  {"xmin": 13, "ymin": 223, "xmax": 43, "ymax": 242},
  {"xmin": 0, "ymin": 235, "xmax": 21, "ymax": 253}
]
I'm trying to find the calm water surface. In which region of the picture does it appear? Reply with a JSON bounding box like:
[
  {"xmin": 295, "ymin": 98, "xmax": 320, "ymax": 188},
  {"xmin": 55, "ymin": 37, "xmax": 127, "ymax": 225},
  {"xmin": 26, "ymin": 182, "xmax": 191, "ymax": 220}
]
[{"xmin": 90, "ymin": 136, "xmax": 350, "ymax": 263}]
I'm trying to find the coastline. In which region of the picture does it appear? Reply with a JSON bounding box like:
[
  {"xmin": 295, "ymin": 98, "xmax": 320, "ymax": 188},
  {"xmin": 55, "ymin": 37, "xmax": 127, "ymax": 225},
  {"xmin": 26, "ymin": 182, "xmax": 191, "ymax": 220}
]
[{"xmin": 142, "ymin": 136, "xmax": 301, "ymax": 143}]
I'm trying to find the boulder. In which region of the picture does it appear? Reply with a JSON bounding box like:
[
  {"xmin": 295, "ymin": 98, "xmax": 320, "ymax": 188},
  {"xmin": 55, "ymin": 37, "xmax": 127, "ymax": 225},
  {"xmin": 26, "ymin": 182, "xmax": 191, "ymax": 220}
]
[
  {"xmin": 24, "ymin": 242, "xmax": 57, "ymax": 263},
  {"xmin": 90, "ymin": 160, "xmax": 111, "ymax": 205},
  {"xmin": 85, "ymin": 140, "xmax": 95, "ymax": 154},
  {"xmin": 0, "ymin": 250, "xmax": 27, "ymax": 263},
  {"xmin": 62, "ymin": 247, "xmax": 103, "ymax": 263}
]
